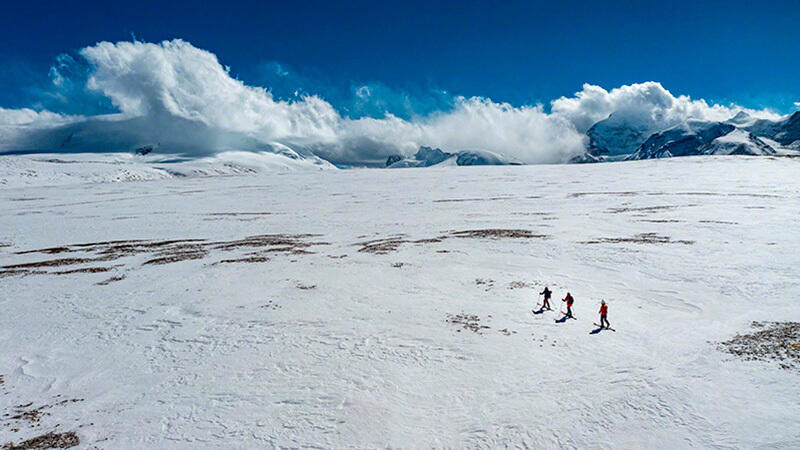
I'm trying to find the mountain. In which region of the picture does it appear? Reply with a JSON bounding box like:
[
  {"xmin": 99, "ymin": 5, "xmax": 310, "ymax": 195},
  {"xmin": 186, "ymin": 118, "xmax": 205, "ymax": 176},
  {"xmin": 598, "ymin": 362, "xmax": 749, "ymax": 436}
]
[
  {"xmin": 702, "ymin": 129, "xmax": 777, "ymax": 156},
  {"xmin": 730, "ymin": 111, "xmax": 800, "ymax": 147},
  {"xmin": 455, "ymin": 149, "xmax": 521, "ymax": 166},
  {"xmin": 581, "ymin": 109, "xmax": 800, "ymax": 163},
  {"xmin": 586, "ymin": 113, "xmax": 661, "ymax": 157},
  {"xmin": 627, "ymin": 120, "xmax": 776, "ymax": 160},
  {"xmin": 386, "ymin": 147, "xmax": 520, "ymax": 168},
  {"xmin": 764, "ymin": 111, "xmax": 800, "ymax": 146}
]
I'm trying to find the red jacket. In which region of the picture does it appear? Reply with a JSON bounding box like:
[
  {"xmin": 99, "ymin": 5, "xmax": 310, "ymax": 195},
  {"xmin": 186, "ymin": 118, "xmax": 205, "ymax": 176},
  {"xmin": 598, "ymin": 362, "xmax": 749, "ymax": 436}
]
[
  {"xmin": 565, "ymin": 294, "xmax": 573, "ymax": 306},
  {"xmin": 599, "ymin": 304, "xmax": 608, "ymax": 315}
]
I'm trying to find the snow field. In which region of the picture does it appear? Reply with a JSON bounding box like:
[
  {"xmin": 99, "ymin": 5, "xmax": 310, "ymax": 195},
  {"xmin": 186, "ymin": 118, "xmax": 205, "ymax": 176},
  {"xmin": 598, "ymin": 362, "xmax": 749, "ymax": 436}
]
[{"xmin": 1, "ymin": 155, "xmax": 799, "ymax": 448}]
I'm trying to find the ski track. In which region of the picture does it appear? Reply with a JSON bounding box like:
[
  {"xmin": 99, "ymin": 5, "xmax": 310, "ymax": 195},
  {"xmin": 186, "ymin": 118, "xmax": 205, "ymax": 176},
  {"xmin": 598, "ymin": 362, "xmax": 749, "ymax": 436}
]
[{"xmin": 1, "ymin": 156, "xmax": 799, "ymax": 447}]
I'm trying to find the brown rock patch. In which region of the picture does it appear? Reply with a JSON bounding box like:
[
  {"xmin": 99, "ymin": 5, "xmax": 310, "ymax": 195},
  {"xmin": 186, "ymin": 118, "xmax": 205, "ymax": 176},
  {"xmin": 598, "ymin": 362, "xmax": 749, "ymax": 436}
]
[
  {"xmin": 3, "ymin": 431, "xmax": 79, "ymax": 449},
  {"xmin": 719, "ymin": 321, "xmax": 800, "ymax": 370}
]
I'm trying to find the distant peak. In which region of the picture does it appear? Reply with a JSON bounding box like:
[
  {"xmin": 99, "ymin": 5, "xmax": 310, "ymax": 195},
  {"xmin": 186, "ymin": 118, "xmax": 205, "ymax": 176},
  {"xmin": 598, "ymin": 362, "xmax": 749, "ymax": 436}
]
[{"xmin": 730, "ymin": 111, "xmax": 751, "ymax": 121}]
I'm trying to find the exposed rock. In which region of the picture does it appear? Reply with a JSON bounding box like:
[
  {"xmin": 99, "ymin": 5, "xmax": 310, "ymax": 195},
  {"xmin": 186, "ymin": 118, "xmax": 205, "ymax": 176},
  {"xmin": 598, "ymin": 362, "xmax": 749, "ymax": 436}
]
[{"xmin": 385, "ymin": 154, "xmax": 403, "ymax": 167}]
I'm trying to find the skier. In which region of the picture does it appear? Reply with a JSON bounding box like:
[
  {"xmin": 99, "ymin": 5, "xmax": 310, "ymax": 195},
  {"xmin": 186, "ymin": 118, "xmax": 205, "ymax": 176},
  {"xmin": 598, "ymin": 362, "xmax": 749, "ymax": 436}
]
[
  {"xmin": 599, "ymin": 300, "xmax": 610, "ymax": 329},
  {"xmin": 563, "ymin": 292, "xmax": 575, "ymax": 318},
  {"xmin": 539, "ymin": 286, "xmax": 552, "ymax": 310}
]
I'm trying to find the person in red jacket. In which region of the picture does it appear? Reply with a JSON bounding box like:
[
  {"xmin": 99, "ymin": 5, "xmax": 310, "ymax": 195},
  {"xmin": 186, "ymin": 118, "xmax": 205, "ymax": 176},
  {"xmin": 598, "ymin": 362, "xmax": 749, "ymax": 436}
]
[
  {"xmin": 599, "ymin": 300, "xmax": 610, "ymax": 329},
  {"xmin": 563, "ymin": 292, "xmax": 574, "ymax": 318}
]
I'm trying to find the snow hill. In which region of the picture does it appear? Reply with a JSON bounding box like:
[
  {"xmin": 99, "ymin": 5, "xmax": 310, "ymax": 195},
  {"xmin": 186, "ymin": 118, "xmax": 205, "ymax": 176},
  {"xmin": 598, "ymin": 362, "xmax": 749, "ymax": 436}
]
[
  {"xmin": 1, "ymin": 156, "xmax": 799, "ymax": 447},
  {"xmin": 0, "ymin": 151, "xmax": 333, "ymax": 187}
]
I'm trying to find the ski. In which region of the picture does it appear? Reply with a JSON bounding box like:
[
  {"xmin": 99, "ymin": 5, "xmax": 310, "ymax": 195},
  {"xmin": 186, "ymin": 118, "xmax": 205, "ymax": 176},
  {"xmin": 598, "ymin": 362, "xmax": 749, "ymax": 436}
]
[
  {"xmin": 593, "ymin": 323, "xmax": 616, "ymax": 331},
  {"xmin": 560, "ymin": 310, "xmax": 577, "ymax": 319}
]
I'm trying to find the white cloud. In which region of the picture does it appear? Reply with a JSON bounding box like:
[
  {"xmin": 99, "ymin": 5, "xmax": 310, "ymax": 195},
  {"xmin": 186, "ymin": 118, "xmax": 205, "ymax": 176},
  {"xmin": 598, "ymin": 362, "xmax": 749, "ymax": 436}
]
[
  {"xmin": 80, "ymin": 40, "xmax": 342, "ymax": 142},
  {"xmin": 0, "ymin": 39, "xmax": 786, "ymax": 164},
  {"xmin": 0, "ymin": 107, "xmax": 77, "ymax": 127},
  {"xmin": 319, "ymin": 97, "xmax": 586, "ymax": 164},
  {"xmin": 0, "ymin": 107, "xmax": 80, "ymax": 148},
  {"xmin": 551, "ymin": 82, "xmax": 781, "ymax": 134}
]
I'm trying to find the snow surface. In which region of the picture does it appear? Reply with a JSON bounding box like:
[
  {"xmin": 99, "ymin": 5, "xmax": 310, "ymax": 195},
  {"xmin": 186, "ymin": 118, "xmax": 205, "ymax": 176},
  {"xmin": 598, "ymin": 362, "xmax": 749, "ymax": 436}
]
[{"xmin": 1, "ymin": 156, "xmax": 799, "ymax": 448}]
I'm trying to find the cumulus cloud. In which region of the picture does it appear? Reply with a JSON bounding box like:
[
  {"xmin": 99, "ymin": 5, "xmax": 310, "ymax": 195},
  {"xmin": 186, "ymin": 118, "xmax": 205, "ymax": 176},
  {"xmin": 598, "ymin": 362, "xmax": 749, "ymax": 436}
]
[
  {"xmin": 80, "ymin": 40, "xmax": 342, "ymax": 142},
  {"xmin": 551, "ymin": 82, "xmax": 781, "ymax": 134},
  {"xmin": 0, "ymin": 39, "xmax": 787, "ymax": 164}
]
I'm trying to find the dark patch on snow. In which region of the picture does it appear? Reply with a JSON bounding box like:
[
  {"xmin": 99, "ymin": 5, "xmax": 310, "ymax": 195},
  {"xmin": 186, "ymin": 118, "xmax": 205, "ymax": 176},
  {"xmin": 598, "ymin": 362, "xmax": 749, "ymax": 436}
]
[
  {"xmin": 508, "ymin": 281, "xmax": 535, "ymax": 289},
  {"xmin": 356, "ymin": 236, "xmax": 446, "ymax": 254},
  {"xmin": 2, "ymin": 256, "xmax": 116, "ymax": 269},
  {"xmin": 3, "ymin": 431, "xmax": 80, "ymax": 449},
  {"xmin": 142, "ymin": 244, "xmax": 209, "ymax": 265},
  {"xmin": 474, "ymin": 278, "xmax": 495, "ymax": 291},
  {"xmin": 209, "ymin": 234, "xmax": 324, "ymax": 252},
  {"xmin": 433, "ymin": 196, "xmax": 515, "ymax": 203},
  {"xmin": 580, "ymin": 233, "xmax": 694, "ymax": 245},
  {"xmin": 214, "ymin": 256, "xmax": 271, "ymax": 264},
  {"xmin": 719, "ymin": 321, "xmax": 800, "ymax": 370},
  {"xmin": 450, "ymin": 229, "xmax": 549, "ymax": 239},
  {"xmin": 96, "ymin": 274, "xmax": 126, "ymax": 285},
  {"xmin": 205, "ymin": 211, "xmax": 275, "ymax": 219},
  {"xmin": 699, "ymin": 220, "xmax": 738, "ymax": 225},
  {"xmin": 51, "ymin": 267, "xmax": 113, "ymax": 275},
  {"xmin": 2, "ymin": 398, "xmax": 83, "ymax": 427},
  {"xmin": 3, "ymin": 431, "xmax": 80, "ymax": 450},
  {"xmin": 3, "ymin": 235, "xmax": 326, "ymax": 277},
  {"xmin": 16, "ymin": 246, "xmax": 76, "ymax": 255},
  {"xmin": 606, "ymin": 205, "xmax": 690, "ymax": 214},
  {"xmin": 357, "ymin": 229, "xmax": 547, "ymax": 254},
  {"xmin": 260, "ymin": 300, "xmax": 281, "ymax": 310},
  {"xmin": 569, "ymin": 191, "xmax": 639, "ymax": 198},
  {"xmin": 446, "ymin": 313, "xmax": 490, "ymax": 334},
  {"xmin": 0, "ymin": 269, "xmax": 29, "ymax": 278}
]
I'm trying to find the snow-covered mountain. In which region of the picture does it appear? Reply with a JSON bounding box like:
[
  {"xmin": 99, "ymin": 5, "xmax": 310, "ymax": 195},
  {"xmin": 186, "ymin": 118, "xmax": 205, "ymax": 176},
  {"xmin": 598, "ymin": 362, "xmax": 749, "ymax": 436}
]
[
  {"xmin": 586, "ymin": 113, "xmax": 664, "ymax": 157},
  {"xmin": 385, "ymin": 146, "xmax": 521, "ymax": 168},
  {"xmin": 737, "ymin": 111, "xmax": 800, "ymax": 147},
  {"xmin": 626, "ymin": 120, "xmax": 776, "ymax": 160},
  {"xmin": 703, "ymin": 128, "xmax": 778, "ymax": 156},
  {"xmin": 581, "ymin": 110, "xmax": 800, "ymax": 162}
]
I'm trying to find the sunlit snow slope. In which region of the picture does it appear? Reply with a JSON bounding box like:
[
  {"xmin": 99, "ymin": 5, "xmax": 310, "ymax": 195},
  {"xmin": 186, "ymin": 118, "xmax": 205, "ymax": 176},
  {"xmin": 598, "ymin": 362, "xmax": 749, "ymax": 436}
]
[{"xmin": 1, "ymin": 156, "xmax": 798, "ymax": 448}]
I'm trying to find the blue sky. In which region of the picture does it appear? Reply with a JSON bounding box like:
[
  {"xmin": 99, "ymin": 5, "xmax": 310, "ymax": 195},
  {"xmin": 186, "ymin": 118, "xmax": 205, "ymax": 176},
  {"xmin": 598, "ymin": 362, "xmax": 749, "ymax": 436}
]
[{"xmin": 1, "ymin": 0, "xmax": 799, "ymax": 117}]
